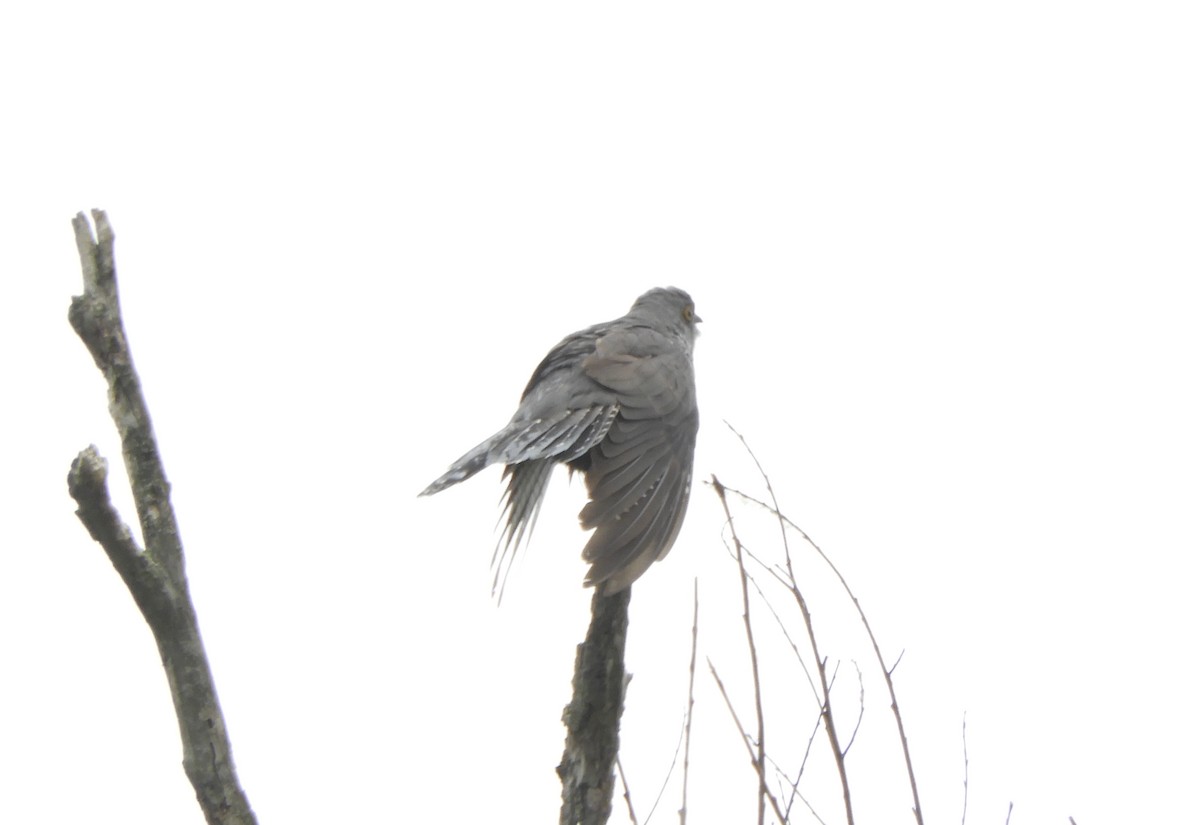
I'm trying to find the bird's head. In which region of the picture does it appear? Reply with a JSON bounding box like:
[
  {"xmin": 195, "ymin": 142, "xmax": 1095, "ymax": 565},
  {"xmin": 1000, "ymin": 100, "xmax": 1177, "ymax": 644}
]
[{"xmin": 629, "ymin": 286, "xmax": 701, "ymax": 346}]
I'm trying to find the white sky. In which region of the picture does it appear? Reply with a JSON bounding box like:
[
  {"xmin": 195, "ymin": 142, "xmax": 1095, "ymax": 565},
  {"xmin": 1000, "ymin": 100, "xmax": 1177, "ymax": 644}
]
[{"xmin": 2, "ymin": 2, "xmax": 1198, "ymax": 823}]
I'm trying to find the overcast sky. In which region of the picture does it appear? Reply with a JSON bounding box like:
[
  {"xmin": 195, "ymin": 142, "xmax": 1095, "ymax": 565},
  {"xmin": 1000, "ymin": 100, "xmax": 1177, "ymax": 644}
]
[{"xmin": 3, "ymin": 2, "xmax": 1198, "ymax": 823}]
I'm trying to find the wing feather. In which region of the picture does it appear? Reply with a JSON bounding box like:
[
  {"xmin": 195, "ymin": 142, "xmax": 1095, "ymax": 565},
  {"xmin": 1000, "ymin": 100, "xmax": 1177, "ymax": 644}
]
[
  {"xmin": 575, "ymin": 335, "xmax": 698, "ymax": 592},
  {"xmin": 421, "ymin": 290, "xmax": 698, "ymax": 596}
]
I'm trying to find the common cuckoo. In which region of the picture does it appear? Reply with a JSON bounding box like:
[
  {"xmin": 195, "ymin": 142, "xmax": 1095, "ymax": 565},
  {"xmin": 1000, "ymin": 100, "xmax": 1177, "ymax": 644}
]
[{"xmin": 421, "ymin": 287, "xmax": 700, "ymax": 595}]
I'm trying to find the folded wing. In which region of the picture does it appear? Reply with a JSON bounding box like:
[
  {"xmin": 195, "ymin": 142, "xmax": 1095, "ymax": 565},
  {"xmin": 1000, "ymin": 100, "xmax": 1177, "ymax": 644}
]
[{"xmin": 578, "ymin": 330, "xmax": 698, "ymax": 593}]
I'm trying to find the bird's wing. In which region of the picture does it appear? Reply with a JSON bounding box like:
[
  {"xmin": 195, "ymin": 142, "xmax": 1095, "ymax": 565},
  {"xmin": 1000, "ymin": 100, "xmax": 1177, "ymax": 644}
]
[
  {"xmin": 577, "ymin": 327, "xmax": 698, "ymax": 592},
  {"xmin": 494, "ymin": 404, "xmax": 619, "ymax": 466},
  {"xmin": 487, "ymin": 323, "xmax": 625, "ymax": 598},
  {"xmin": 419, "ymin": 322, "xmax": 620, "ymax": 496}
]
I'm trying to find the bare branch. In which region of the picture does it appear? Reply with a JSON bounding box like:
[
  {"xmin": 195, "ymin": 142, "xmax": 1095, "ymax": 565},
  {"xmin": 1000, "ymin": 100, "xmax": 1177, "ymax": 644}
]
[
  {"xmin": 786, "ymin": 709, "xmax": 826, "ymax": 820},
  {"xmin": 70, "ymin": 212, "xmax": 186, "ymax": 583},
  {"xmin": 66, "ymin": 211, "xmax": 255, "ymax": 825},
  {"xmin": 961, "ymin": 713, "xmax": 969, "ymax": 825},
  {"xmin": 714, "ymin": 525, "xmax": 821, "ymax": 708},
  {"xmin": 840, "ymin": 662, "xmax": 866, "ymax": 759},
  {"xmin": 719, "ymin": 425, "xmax": 858, "ymax": 825},
  {"xmin": 559, "ymin": 586, "xmax": 631, "ymax": 825},
  {"xmin": 644, "ymin": 716, "xmax": 685, "ymax": 825},
  {"xmin": 707, "ymin": 659, "xmax": 788, "ymax": 825},
  {"xmin": 767, "ymin": 746, "xmax": 827, "ymax": 825},
  {"xmin": 718, "ymin": 476, "xmax": 924, "ymax": 825},
  {"xmin": 679, "ymin": 579, "xmax": 700, "ymax": 825},
  {"xmin": 67, "ymin": 447, "xmax": 166, "ymax": 613},
  {"xmin": 711, "ymin": 476, "xmax": 769, "ymax": 825},
  {"xmin": 616, "ymin": 756, "xmax": 639, "ymax": 824}
]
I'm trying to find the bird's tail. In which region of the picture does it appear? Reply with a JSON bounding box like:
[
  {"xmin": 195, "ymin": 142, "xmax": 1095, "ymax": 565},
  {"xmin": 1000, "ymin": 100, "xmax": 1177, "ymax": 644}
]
[
  {"xmin": 491, "ymin": 458, "xmax": 555, "ymax": 600},
  {"xmin": 420, "ymin": 406, "xmax": 616, "ymax": 497},
  {"xmin": 419, "ymin": 423, "xmax": 525, "ymax": 496}
]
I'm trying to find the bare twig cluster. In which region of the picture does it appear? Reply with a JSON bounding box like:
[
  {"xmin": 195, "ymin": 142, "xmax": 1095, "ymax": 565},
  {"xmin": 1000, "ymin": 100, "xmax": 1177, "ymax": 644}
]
[{"xmin": 706, "ymin": 424, "xmax": 925, "ymax": 825}]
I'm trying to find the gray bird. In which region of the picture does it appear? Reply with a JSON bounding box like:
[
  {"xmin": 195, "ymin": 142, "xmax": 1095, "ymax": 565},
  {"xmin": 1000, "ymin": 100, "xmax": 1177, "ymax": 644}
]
[{"xmin": 421, "ymin": 287, "xmax": 700, "ymax": 596}]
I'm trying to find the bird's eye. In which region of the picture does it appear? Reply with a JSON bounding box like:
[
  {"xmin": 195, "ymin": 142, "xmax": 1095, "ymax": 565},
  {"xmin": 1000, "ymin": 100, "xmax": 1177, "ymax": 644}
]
[{"xmin": 682, "ymin": 306, "xmax": 694, "ymax": 322}]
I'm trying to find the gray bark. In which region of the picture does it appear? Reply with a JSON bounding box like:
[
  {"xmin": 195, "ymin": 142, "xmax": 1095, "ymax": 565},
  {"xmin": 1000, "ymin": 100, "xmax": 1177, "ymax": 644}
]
[
  {"xmin": 66, "ymin": 210, "xmax": 256, "ymax": 825},
  {"xmin": 558, "ymin": 585, "xmax": 631, "ymax": 825}
]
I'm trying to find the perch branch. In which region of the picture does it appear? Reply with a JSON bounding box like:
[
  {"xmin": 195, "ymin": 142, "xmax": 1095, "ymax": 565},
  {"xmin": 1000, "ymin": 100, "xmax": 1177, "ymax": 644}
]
[{"xmin": 558, "ymin": 585, "xmax": 632, "ymax": 825}]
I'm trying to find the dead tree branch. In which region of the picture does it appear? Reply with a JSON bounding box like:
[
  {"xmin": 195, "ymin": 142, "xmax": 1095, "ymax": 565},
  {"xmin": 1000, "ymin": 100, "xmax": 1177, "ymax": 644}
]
[
  {"xmin": 66, "ymin": 210, "xmax": 256, "ymax": 825},
  {"xmin": 559, "ymin": 585, "xmax": 632, "ymax": 825}
]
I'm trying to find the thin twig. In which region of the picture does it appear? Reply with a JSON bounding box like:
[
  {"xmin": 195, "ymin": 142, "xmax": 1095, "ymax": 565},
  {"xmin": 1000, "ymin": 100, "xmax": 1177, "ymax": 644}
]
[
  {"xmin": 644, "ymin": 718, "xmax": 685, "ymax": 824},
  {"xmin": 766, "ymin": 747, "xmax": 828, "ymax": 825},
  {"xmin": 786, "ymin": 709, "xmax": 826, "ymax": 820},
  {"xmin": 725, "ymin": 429, "xmax": 854, "ymax": 825},
  {"xmin": 960, "ymin": 712, "xmax": 969, "ymax": 825},
  {"xmin": 1005, "ymin": 802, "xmax": 1013, "ymax": 825},
  {"xmin": 711, "ymin": 476, "xmax": 769, "ymax": 825},
  {"xmin": 708, "ymin": 659, "xmax": 789, "ymax": 824},
  {"xmin": 722, "ymin": 424, "xmax": 857, "ymax": 825},
  {"xmin": 716, "ymin": 526, "xmax": 821, "ymax": 707},
  {"xmin": 679, "ymin": 579, "xmax": 699, "ymax": 825},
  {"xmin": 721, "ymin": 479, "xmax": 924, "ymax": 825},
  {"xmin": 616, "ymin": 756, "xmax": 638, "ymax": 824},
  {"xmin": 841, "ymin": 662, "xmax": 866, "ymax": 758}
]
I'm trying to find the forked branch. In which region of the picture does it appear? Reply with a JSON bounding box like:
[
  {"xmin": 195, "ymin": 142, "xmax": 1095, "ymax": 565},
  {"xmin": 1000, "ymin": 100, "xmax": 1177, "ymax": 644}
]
[{"xmin": 66, "ymin": 211, "xmax": 256, "ymax": 825}]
